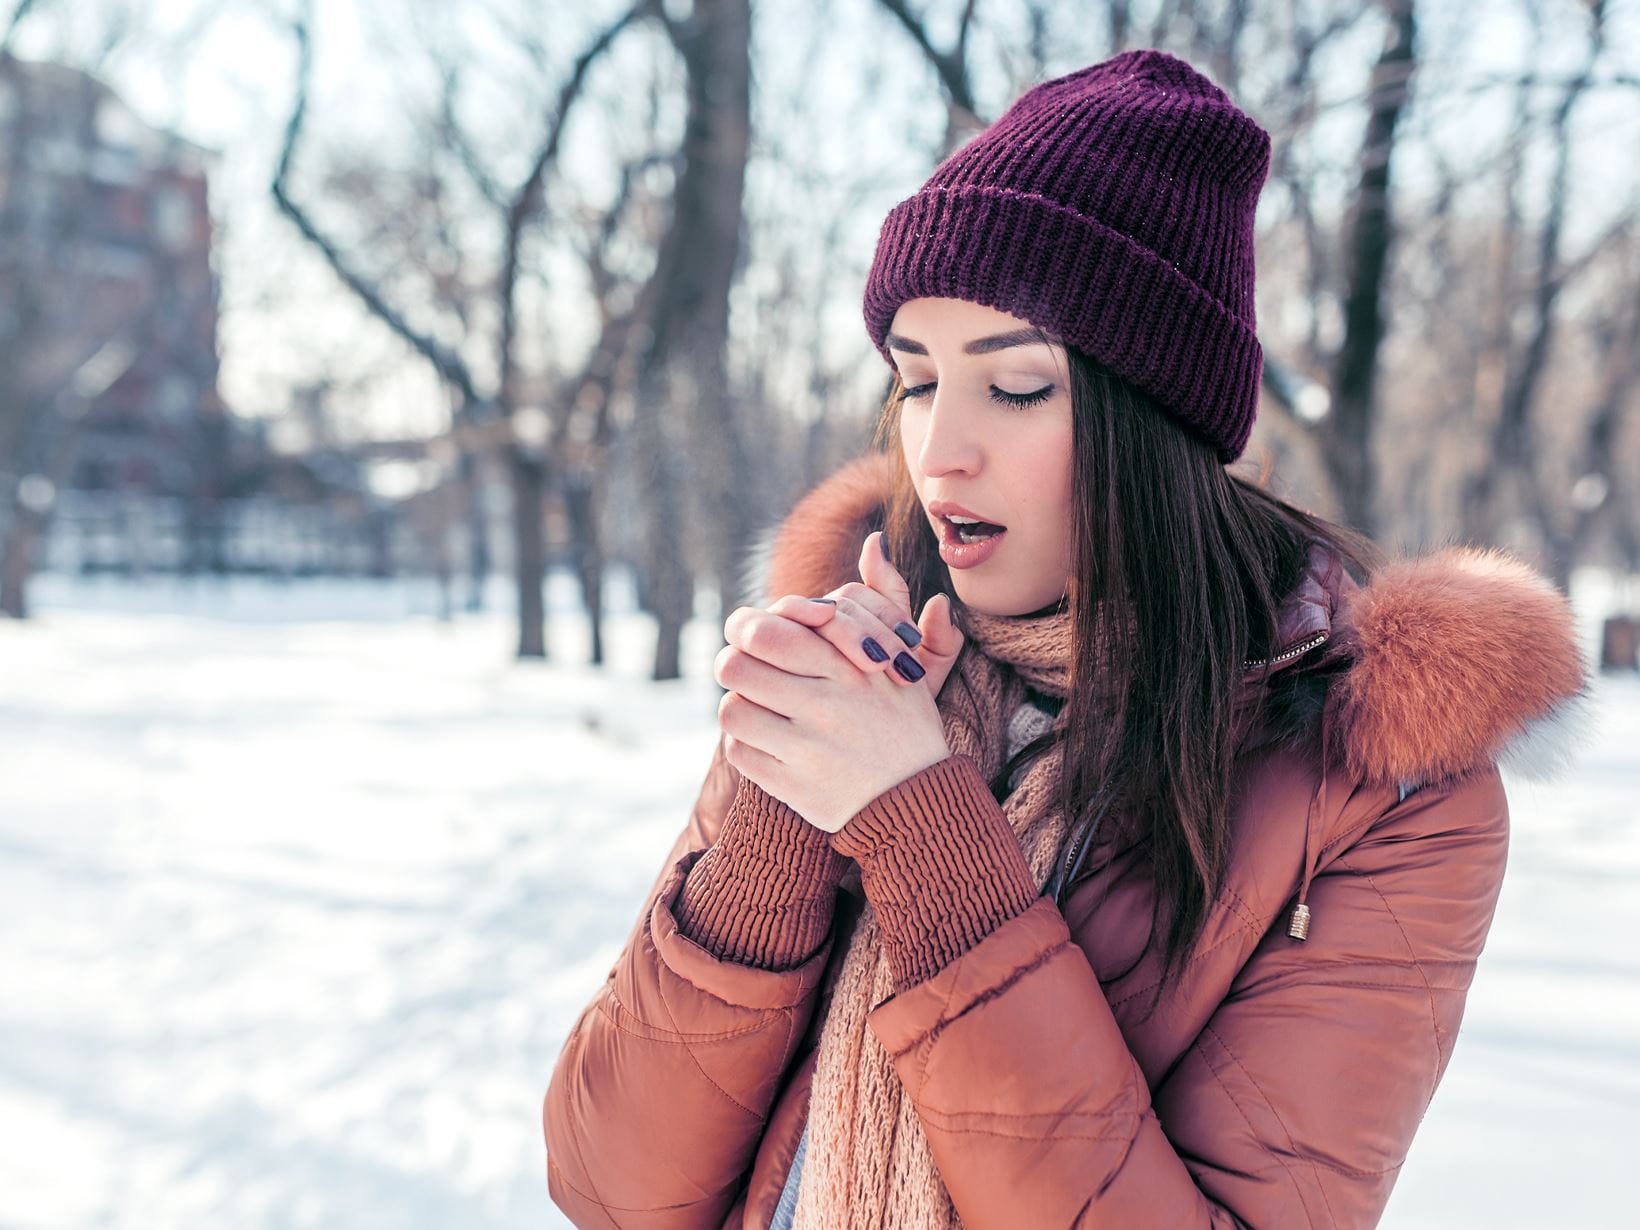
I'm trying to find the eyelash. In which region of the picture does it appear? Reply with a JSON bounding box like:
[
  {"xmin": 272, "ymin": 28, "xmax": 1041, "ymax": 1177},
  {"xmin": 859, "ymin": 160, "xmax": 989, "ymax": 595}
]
[{"xmin": 897, "ymin": 381, "xmax": 1055, "ymax": 409}]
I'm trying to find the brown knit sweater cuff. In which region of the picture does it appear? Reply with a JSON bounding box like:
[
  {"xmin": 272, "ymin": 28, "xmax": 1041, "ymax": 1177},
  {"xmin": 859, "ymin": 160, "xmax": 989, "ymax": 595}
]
[
  {"xmin": 830, "ymin": 753, "xmax": 1040, "ymax": 992},
  {"xmin": 672, "ymin": 775, "xmax": 849, "ymax": 971}
]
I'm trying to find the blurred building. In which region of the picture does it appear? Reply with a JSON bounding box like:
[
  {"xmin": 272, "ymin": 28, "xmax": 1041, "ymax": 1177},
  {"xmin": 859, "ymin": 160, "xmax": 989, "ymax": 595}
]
[{"xmin": 1, "ymin": 53, "xmax": 396, "ymax": 581}]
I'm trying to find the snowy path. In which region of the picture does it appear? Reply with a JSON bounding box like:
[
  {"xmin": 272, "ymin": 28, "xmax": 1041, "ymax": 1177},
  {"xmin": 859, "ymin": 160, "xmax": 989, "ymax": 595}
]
[{"xmin": 0, "ymin": 571, "xmax": 1634, "ymax": 1229}]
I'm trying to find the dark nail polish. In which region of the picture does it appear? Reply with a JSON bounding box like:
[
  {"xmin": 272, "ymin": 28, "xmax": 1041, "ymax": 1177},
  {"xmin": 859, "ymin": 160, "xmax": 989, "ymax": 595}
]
[
  {"xmin": 879, "ymin": 534, "xmax": 891, "ymax": 562},
  {"xmin": 893, "ymin": 652, "xmax": 926, "ymax": 682},
  {"xmin": 862, "ymin": 637, "xmax": 889, "ymax": 663},
  {"xmin": 893, "ymin": 620, "xmax": 922, "ymax": 647},
  {"xmin": 810, "ymin": 597, "xmax": 836, "ymax": 604}
]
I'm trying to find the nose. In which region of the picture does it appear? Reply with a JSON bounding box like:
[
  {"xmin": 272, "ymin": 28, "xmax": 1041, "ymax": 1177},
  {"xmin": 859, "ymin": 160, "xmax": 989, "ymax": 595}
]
[{"xmin": 911, "ymin": 389, "xmax": 982, "ymax": 479}]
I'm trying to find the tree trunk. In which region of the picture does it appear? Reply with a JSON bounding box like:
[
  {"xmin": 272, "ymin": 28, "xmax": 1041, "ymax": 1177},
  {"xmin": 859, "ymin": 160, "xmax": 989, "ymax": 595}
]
[
  {"xmin": 1601, "ymin": 616, "xmax": 1639, "ymax": 673},
  {"xmin": 562, "ymin": 467, "xmax": 607, "ymax": 666},
  {"xmin": 1319, "ymin": 0, "xmax": 1417, "ymax": 537},
  {"xmin": 0, "ymin": 503, "xmax": 36, "ymax": 618},
  {"xmin": 509, "ymin": 447, "xmax": 548, "ymax": 659},
  {"xmin": 630, "ymin": 0, "xmax": 754, "ymax": 681},
  {"xmin": 456, "ymin": 447, "xmax": 489, "ymax": 613},
  {"xmin": 1462, "ymin": 14, "xmax": 1602, "ymax": 551},
  {"xmin": 635, "ymin": 378, "xmax": 692, "ymax": 680}
]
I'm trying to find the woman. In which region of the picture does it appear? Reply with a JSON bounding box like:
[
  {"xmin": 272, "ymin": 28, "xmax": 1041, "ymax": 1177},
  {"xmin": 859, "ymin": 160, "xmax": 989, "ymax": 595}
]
[{"xmin": 544, "ymin": 49, "xmax": 1589, "ymax": 1228}]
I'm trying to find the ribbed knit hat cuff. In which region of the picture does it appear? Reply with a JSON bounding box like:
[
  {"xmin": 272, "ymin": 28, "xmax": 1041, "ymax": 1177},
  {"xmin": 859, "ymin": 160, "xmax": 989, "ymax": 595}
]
[{"xmin": 863, "ymin": 184, "xmax": 1262, "ymax": 463}]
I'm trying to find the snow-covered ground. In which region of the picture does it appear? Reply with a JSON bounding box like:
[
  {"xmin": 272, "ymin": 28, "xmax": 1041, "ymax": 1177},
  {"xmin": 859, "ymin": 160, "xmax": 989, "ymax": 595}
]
[{"xmin": 0, "ymin": 566, "xmax": 1635, "ymax": 1229}]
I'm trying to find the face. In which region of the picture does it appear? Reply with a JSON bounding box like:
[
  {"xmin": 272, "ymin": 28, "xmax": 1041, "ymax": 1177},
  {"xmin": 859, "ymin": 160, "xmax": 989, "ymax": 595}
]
[{"xmin": 888, "ymin": 297, "xmax": 1074, "ymax": 616}]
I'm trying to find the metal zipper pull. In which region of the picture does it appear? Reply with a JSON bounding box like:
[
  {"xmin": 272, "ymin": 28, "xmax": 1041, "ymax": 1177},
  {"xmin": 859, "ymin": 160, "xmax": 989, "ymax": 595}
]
[{"xmin": 1287, "ymin": 902, "xmax": 1311, "ymax": 940}]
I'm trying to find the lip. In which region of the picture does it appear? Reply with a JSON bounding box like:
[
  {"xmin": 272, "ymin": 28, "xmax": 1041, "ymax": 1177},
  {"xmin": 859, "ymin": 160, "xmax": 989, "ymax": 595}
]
[
  {"xmin": 936, "ymin": 519, "xmax": 1008, "ymax": 569},
  {"xmin": 926, "ymin": 499, "xmax": 1007, "ymax": 528}
]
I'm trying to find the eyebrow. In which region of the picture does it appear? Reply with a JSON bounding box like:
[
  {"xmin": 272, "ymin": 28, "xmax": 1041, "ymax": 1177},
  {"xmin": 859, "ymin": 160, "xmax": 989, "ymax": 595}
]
[{"xmin": 884, "ymin": 326, "xmax": 1057, "ymax": 356}]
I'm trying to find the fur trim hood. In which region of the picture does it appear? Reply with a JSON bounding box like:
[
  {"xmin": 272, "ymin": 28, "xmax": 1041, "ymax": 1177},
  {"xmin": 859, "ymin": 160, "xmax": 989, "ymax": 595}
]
[{"xmin": 743, "ymin": 452, "xmax": 1593, "ymax": 796}]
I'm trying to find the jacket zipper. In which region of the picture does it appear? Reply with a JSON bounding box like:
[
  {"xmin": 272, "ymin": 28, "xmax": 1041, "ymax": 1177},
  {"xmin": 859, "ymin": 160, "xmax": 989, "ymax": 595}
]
[
  {"xmin": 1054, "ymin": 804, "xmax": 1103, "ymax": 904},
  {"xmin": 1055, "ymin": 629, "xmax": 1332, "ymax": 897},
  {"xmin": 1242, "ymin": 630, "xmax": 1329, "ymax": 671}
]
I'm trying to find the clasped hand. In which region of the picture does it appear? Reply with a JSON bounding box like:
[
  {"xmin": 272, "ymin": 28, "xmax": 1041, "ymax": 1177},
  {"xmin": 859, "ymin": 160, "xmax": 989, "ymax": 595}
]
[{"xmin": 713, "ymin": 532, "xmax": 965, "ymax": 833}]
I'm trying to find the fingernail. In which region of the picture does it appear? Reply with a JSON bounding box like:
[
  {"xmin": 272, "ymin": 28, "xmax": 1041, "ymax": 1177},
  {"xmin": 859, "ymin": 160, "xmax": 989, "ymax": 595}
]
[
  {"xmin": 893, "ymin": 620, "xmax": 922, "ymax": 647},
  {"xmin": 862, "ymin": 637, "xmax": 889, "ymax": 663},
  {"xmin": 810, "ymin": 597, "xmax": 836, "ymax": 604},
  {"xmin": 892, "ymin": 652, "xmax": 925, "ymax": 682},
  {"xmin": 879, "ymin": 533, "xmax": 891, "ymax": 563}
]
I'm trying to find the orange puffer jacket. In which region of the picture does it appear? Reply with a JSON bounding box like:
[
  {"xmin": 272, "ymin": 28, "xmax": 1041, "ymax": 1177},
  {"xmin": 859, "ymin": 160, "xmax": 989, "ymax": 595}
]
[{"xmin": 544, "ymin": 453, "xmax": 1590, "ymax": 1228}]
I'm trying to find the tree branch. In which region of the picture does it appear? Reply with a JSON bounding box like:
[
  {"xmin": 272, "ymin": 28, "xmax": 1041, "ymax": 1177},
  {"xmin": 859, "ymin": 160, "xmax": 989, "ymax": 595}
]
[
  {"xmin": 1, "ymin": 0, "xmax": 39, "ymax": 55},
  {"xmin": 435, "ymin": 63, "xmax": 507, "ymax": 211},
  {"xmin": 875, "ymin": 0, "xmax": 980, "ymax": 121},
  {"xmin": 271, "ymin": 0, "xmax": 485, "ymax": 411},
  {"xmin": 497, "ymin": 0, "xmax": 652, "ymax": 422}
]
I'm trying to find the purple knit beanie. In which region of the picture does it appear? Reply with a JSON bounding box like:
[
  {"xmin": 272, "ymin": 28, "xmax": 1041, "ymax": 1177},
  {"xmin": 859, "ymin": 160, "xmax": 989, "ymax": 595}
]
[{"xmin": 863, "ymin": 48, "xmax": 1271, "ymax": 463}]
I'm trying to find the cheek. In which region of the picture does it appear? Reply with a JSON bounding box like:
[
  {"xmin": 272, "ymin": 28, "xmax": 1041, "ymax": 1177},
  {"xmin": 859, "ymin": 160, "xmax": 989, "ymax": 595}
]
[
  {"xmin": 1022, "ymin": 427, "xmax": 1074, "ymax": 560},
  {"xmin": 898, "ymin": 417, "xmax": 923, "ymax": 494},
  {"xmin": 899, "ymin": 411, "xmax": 922, "ymax": 459},
  {"xmin": 1021, "ymin": 426, "xmax": 1074, "ymax": 513}
]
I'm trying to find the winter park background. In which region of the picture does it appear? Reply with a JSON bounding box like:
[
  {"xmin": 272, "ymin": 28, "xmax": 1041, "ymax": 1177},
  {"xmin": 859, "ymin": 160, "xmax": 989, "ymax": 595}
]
[
  {"xmin": 4, "ymin": 0, "xmax": 1640, "ymax": 1226},
  {"xmin": 1, "ymin": 564, "xmax": 1635, "ymax": 1230}
]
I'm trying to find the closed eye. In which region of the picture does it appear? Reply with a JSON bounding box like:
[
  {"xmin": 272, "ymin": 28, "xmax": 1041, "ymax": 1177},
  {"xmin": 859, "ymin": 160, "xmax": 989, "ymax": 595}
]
[{"xmin": 898, "ymin": 381, "xmax": 1055, "ymax": 409}]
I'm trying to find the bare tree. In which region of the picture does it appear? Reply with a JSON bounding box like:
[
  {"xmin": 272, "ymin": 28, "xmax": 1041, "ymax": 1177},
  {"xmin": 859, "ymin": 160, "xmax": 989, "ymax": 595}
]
[
  {"xmin": 557, "ymin": 147, "xmax": 672, "ymax": 666},
  {"xmin": 1557, "ymin": 217, "xmax": 1640, "ymax": 589},
  {"xmin": 1313, "ymin": 0, "xmax": 1418, "ymax": 536},
  {"xmin": 627, "ymin": 0, "xmax": 756, "ymax": 681},
  {"xmin": 875, "ymin": 0, "xmax": 985, "ymax": 154},
  {"xmin": 1461, "ymin": 0, "xmax": 1610, "ymax": 558},
  {"xmin": 271, "ymin": 0, "xmax": 652, "ymax": 658}
]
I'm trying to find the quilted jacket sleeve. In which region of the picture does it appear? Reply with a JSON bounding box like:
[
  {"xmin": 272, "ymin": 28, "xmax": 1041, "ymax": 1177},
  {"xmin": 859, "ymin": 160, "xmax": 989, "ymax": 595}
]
[
  {"xmin": 853, "ymin": 753, "xmax": 1510, "ymax": 1228},
  {"xmin": 543, "ymin": 735, "xmax": 845, "ymax": 1228}
]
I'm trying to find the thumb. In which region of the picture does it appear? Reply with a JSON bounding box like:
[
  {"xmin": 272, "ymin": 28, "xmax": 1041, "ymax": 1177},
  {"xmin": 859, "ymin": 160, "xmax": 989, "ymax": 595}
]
[
  {"xmin": 915, "ymin": 592, "xmax": 964, "ymax": 694},
  {"xmin": 917, "ymin": 592, "xmax": 962, "ymax": 651},
  {"xmin": 858, "ymin": 531, "xmax": 912, "ymax": 616}
]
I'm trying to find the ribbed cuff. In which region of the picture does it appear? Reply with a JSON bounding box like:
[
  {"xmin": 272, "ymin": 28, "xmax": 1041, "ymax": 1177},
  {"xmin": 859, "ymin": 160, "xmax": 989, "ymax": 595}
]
[
  {"xmin": 672, "ymin": 776, "xmax": 849, "ymax": 971},
  {"xmin": 830, "ymin": 754, "xmax": 1039, "ymax": 991}
]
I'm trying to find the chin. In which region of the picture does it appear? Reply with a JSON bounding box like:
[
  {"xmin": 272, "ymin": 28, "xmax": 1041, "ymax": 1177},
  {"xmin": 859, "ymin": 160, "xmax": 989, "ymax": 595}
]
[{"xmin": 951, "ymin": 573, "xmax": 1060, "ymax": 618}]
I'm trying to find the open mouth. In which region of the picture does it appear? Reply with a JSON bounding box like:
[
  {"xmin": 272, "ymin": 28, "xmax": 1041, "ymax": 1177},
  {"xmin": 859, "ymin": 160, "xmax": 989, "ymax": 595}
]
[{"xmin": 939, "ymin": 515, "xmax": 1008, "ymax": 545}]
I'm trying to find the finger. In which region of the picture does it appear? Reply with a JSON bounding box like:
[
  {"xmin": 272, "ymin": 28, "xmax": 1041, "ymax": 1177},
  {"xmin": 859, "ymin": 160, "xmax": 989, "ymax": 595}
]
[
  {"xmin": 917, "ymin": 591, "xmax": 964, "ymax": 658},
  {"xmin": 835, "ymin": 579, "xmax": 924, "ymax": 655},
  {"xmin": 858, "ymin": 531, "xmax": 914, "ymax": 621},
  {"xmin": 723, "ymin": 606, "xmax": 843, "ymax": 678},
  {"xmin": 722, "ymin": 731, "xmax": 789, "ymax": 797},
  {"xmin": 855, "ymin": 532, "xmax": 926, "ymax": 658},
  {"xmin": 800, "ymin": 589, "xmax": 928, "ymax": 685},
  {"xmin": 767, "ymin": 583, "xmax": 919, "ymax": 683},
  {"xmin": 902, "ymin": 591, "xmax": 965, "ymax": 697},
  {"xmin": 713, "ymin": 643, "xmax": 819, "ymax": 718},
  {"xmin": 771, "ymin": 594, "xmax": 841, "ymax": 626},
  {"xmin": 717, "ymin": 689, "xmax": 791, "ymax": 759},
  {"xmin": 724, "ymin": 606, "xmax": 839, "ymax": 675},
  {"xmin": 766, "ymin": 594, "xmax": 841, "ymax": 629}
]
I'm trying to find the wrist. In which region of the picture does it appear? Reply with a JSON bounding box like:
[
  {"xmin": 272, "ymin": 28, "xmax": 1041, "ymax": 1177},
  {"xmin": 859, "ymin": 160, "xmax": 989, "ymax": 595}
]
[
  {"xmin": 830, "ymin": 754, "xmax": 1039, "ymax": 990},
  {"xmin": 673, "ymin": 776, "xmax": 848, "ymax": 970}
]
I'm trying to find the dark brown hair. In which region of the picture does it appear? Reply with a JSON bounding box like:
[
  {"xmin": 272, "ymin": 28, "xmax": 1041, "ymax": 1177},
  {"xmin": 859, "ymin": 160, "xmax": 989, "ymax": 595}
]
[{"xmin": 871, "ymin": 342, "xmax": 1385, "ymax": 1020}]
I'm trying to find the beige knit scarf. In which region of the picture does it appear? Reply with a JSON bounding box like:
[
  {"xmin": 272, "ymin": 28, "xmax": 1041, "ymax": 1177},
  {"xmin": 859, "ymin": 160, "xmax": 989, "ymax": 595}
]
[{"xmin": 790, "ymin": 597, "xmax": 1084, "ymax": 1230}]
